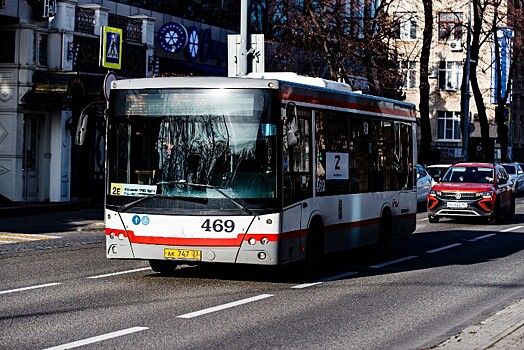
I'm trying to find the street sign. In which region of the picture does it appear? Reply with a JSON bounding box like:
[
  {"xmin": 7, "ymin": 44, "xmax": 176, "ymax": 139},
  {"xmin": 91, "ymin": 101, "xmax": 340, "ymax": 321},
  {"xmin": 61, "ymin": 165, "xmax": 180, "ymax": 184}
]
[{"xmin": 101, "ymin": 26, "xmax": 123, "ymax": 70}]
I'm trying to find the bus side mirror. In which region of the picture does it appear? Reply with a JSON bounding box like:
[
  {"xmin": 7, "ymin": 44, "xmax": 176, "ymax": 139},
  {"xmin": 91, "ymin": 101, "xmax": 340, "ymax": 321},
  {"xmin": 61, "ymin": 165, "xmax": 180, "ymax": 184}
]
[
  {"xmin": 283, "ymin": 102, "xmax": 301, "ymax": 147},
  {"xmin": 75, "ymin": 112, "xmax": 89, "ymax": 146}
]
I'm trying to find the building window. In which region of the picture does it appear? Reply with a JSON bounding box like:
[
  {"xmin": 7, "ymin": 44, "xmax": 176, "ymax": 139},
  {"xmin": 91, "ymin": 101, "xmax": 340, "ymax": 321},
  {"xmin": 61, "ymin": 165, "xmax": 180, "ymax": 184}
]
[
  {"xmin": 33, "ymin": 32, "xmax": 48, "ymax": 67},
  {"xmin": 399, "ymin": 61, "xmax": 417, "ymax": 89},
  {"xmin": 439, "ymin": 61, "xmax": 462, "ymax": 91},
  {"xmin": 0, "ymin": 31, "xmax": 15, "ymax": 63},
  {"xmin": 437, "ymin": 111, "xmax": 461, "ymax": 141},
  {"xmin": 438, "ymin": 12, "xmax": 463, "ymax": 41},
  {"xmin": 394, "ymin": 12, "xmax": 417, "ymax": 40}
]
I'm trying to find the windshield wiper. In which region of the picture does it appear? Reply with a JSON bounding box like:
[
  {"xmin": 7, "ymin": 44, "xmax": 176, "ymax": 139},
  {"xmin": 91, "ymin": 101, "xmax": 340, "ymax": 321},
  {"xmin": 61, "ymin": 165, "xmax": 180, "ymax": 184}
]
[
  {"xmin": 185, "ymin": 182, "xmax": 254, "ymax": 216},
  {"xmin": 117, "ymin": 193, "xmax": 171, "ymax": 212}
]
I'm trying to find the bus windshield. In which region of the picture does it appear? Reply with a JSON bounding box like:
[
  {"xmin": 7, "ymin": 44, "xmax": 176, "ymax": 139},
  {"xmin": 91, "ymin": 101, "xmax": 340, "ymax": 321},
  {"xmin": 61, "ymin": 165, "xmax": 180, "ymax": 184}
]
[{"xmin": 106, "ymin": 88, "xmax": 279, "ymax": 211}]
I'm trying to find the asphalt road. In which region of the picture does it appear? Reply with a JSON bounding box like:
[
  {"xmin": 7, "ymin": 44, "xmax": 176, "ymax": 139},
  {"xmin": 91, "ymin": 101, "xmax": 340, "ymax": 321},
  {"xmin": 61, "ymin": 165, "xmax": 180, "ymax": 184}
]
[{"xmin": 1, "ymin": 204, "xmax": 524, "ymax": 350}]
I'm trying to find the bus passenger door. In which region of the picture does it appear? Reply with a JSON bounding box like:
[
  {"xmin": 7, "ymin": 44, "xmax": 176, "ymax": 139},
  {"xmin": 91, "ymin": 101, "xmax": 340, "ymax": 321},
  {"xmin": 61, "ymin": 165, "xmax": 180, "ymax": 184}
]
[{"xmin": 282, "ymin": 107, "xmax": 312, "ymax": 262}]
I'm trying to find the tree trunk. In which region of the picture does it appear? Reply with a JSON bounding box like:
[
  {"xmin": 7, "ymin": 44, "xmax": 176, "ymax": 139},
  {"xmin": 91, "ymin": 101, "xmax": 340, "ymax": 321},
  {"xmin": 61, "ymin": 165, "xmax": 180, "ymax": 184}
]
[{"xmin": 418, "ymin": 0, "xmax": 433, "ymax": 165}]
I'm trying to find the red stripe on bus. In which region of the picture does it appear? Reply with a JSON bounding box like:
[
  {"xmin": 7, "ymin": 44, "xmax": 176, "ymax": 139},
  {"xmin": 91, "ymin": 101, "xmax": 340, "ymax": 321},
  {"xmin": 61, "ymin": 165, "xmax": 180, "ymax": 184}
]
[
  {"xmin": 281, "ymin": 91, "xmax": 415, "ymax": 119},
  {"xmin": 105, "ymin": 212, "xmax": 414, "ymax": 246}
]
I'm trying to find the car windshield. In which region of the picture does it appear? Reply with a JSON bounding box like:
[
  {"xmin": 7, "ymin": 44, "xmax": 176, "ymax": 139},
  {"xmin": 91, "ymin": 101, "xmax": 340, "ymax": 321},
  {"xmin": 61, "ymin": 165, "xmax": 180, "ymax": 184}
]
[
  {"xmin": 502, "ymin": 165, "xmax": 516, "ymax": 175},
  {"xmin": 441, "ymin": 166, "xmax": 494, "ymax": 183},
  {"xmin": 427, "ymin": 166, "xmax": 449, "ymax": 180}
]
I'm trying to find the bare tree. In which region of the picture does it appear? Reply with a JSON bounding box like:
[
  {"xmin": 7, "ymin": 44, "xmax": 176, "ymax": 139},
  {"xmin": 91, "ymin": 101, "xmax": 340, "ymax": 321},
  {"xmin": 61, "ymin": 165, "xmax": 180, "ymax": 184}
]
[
  {"xmin": 418, "ymin": 0, "xmax": 433, "ymax": 165},
  {"xmin": 466, "ymin": 0, "xmax": 522, "ymax": 162},
  {"xmin": 251, "ymin": 0, "xmax": 404, "ymax": 98}
]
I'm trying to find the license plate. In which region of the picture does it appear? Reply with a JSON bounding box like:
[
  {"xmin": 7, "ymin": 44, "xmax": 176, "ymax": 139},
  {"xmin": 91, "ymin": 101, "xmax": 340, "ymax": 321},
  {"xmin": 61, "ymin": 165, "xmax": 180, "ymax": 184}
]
[
  {"xmin": 447, "ymin": 201, "xmax": 467, "ymax": 209},
  {"xmin": 164, "ymin": 248, "xmax": 202, "ymax": 261}
]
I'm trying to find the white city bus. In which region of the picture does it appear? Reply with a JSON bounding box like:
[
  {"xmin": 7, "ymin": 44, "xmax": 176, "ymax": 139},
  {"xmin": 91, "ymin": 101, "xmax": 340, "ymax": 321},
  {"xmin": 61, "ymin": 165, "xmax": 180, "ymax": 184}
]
[{"xmin": 104, "ymin": 72, "xmax": 417, "ymax": 274}]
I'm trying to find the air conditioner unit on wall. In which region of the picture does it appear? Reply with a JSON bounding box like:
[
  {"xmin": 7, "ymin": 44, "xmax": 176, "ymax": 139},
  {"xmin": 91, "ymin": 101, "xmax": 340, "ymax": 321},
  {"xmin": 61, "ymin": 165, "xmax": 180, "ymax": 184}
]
[{"xmin": 449, "ymin": 40, "xmax": 462, "ymax": 52}]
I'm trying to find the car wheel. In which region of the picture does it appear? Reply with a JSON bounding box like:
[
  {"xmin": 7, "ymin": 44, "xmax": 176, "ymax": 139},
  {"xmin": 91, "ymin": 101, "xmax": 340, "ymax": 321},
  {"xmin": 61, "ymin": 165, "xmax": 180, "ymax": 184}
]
[
  {"xmin": 506, "ymin": 196, "xmax": 516, "ymax": 220},
  {"xmin": 492, "ymin": 198, "xmax": 503, "ymax": 224},
  {"xmin": 428, "ymin": 215, "xmax": 439, "ymax": 223},
  {"xmin": 149, "ymin": 260, "xmax": 178, "ymax": 275}
]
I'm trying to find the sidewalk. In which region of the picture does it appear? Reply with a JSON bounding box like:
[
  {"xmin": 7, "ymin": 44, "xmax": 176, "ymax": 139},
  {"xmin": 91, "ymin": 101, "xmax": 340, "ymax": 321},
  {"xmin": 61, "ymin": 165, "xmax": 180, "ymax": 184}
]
[
  {"xmin": 0, "ymin": 202, "xmax": 104, "ymax": 233},
  {"xmin": 431, "ymin": 297, "xmax": 524, "ymax": 349}
]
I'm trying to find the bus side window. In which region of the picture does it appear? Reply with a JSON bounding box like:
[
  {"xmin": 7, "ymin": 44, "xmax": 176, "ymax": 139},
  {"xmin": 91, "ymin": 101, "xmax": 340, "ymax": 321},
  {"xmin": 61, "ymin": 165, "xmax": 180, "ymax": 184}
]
[{"xmin": 284, "ymin": 110, "xmax": 312, "ymax": 206}]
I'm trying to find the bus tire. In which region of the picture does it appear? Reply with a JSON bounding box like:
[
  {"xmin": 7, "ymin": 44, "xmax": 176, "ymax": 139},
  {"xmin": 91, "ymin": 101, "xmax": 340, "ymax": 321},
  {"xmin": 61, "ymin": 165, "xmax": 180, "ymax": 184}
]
[
  {"xmin": 299, "ymin": 219, "xmax": 324, "ymax": 278},
  {"xmin": 149, "ymin": 260, "xmax": 178, "ymax": 275},
  {"xmin": 375, "ymin": 210, "xmax": 392, "ymax": 257}
]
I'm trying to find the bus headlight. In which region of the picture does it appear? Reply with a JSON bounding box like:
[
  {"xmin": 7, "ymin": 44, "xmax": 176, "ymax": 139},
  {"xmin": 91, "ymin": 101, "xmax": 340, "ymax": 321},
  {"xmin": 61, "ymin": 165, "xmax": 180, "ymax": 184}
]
[
  {"xmin": 118, "ymin": 233, "xmax": 125, "ymax": 240},
  {"xmin": 257, "ymin": 252, "xmax": 267, "ymax": 260},
  {"xmin": 109, "ymin": 232, "xmax": 115, "ymax": 239},
  {"xmin": 261, "ymin": 237, "xmax": 269, "ymax": 245},
  {"xmin": 248, "ymin": 237, "xmax": 256, "ymax": 245}
]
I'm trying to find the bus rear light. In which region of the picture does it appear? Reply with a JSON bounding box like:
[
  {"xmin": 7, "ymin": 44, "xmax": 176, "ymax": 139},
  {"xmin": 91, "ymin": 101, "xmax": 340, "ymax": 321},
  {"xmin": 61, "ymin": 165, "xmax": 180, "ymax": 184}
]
[
  {"xmin": 258, "ymin": 252, "xmax": 267, "ymax": 260},
  {"xmin": 248, "ymin": 237, "xmax": 256, "ymax": 245},
  {"xmin": 261, "ymin": 237, "xmax": 269, "ymax": 245}
]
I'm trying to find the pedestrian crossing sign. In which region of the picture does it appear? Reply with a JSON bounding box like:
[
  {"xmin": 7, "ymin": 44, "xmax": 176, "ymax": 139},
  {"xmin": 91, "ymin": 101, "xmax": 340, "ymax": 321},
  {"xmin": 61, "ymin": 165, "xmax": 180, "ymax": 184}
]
[{"xmin": 101, "ymin": 26, "xmax": 122, "ymax": 69}]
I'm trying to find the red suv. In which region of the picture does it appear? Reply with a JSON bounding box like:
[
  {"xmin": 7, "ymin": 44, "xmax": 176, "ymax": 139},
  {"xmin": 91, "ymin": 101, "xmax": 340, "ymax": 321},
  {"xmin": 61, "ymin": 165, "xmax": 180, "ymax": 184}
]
[{"xmin": 427, "ymin": 162, "xmax": 515, "ymax": 223}]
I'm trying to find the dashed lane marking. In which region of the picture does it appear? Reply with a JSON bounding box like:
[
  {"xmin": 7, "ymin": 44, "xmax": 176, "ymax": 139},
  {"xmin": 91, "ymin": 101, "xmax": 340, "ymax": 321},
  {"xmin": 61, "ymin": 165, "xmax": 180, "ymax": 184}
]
[
  {"xmin": 177, "ymin": 294, "xmax": 273, "ymax": 319},
  {"xmin": 500, "ymin": 225, "xmax": 524, "ymax": 232},
  {"xmin": 426, "ymin": 243, "xmax": 463, "ymax": 254},
  {"xmin": 42, "ymin": 327, "xmax": 149, "ymax": 350},
  {"xmin": 0, "ymin": 282, "xmax": 62, "ymax": 295}
]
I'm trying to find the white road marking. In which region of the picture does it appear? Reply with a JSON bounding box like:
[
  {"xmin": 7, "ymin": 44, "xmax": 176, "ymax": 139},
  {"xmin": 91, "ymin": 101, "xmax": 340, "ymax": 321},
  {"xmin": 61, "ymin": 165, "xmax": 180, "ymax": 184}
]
[
  {"xmin": 369, "ymin": 256, "xmax": 418, "ymax": 268},
  {"xmin": 291, "ymin": 271, "xmax": 359, "ymax": 289},
  {"xmin": 87, "ymin": 267, "xmax": 151, "ymax": 279},
  {"xmin": 42, "ymin": 326, "xmax": 149, "ymax": 350},
  {"xmin": 426, "ymin": 243, "xmax": 463, "ymax": 254},
  {"xmin": 0, "ymin": 282, "xmax": 62, "ymax": 295},
  {"xmin": 291, "ymin": 282, "xmax": 323, "ymax": 289},
  {"xmin": 177, "ymin": 294, "xmax": 273, "ymax": 319},
  {"xmin": 467, "ymin": 233, "xmax": 497, "ymax": 242},
  {"xmin": 500, "ymin": 225, "xmax": 524, "ymax": 232}
]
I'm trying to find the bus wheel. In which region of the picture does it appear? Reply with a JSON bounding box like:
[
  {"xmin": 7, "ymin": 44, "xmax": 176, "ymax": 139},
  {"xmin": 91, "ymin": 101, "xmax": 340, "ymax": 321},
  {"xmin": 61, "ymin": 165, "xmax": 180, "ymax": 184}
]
[
  {"xmin": 149, "ymin": 260, "xmax": 178, "ymax": 275},
  {"xmin": 375, "ymin": 211, "xmax": 392, "ymax": 257},
  {"xmin": 299, "ymin": 221, "xmax": 324, "ymax": 278}
]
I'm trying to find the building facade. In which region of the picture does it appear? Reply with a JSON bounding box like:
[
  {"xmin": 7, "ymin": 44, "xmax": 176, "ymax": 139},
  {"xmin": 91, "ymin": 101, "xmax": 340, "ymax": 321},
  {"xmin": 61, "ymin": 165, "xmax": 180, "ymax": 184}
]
[
  {"xmin": 0, "ymin": 0, "xmax": 233, "ymax": 203},
  {"xmin": 392, "ymin": 0, "xmax": 520, "ymax": 164}
]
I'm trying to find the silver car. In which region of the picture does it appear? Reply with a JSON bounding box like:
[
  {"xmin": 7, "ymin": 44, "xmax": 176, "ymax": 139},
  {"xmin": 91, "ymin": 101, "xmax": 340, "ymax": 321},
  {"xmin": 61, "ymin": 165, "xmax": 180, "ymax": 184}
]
[
  {"xmin": 501, "ymin": 163, "xmax": 524, "ymax": 195},
  {"xmin": 416, "ymin": 164, "xmax": 433, "ymax": 202}
]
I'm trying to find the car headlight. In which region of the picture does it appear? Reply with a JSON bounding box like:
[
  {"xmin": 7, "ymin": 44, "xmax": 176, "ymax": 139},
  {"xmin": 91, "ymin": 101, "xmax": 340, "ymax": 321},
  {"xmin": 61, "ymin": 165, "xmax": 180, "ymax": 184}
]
[
  {"xmin": 429, "ymin": 189, "xmax": 441, "ymax": 196},
  {"xmin": 476, "ymin": 191, "xmax": 493, "ymax": 198}
]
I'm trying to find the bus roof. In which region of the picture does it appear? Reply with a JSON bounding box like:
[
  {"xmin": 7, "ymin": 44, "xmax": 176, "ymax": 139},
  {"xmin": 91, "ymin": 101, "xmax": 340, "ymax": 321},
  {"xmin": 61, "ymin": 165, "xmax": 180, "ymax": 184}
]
[{"xmin": 111, "ymin": 73, "xmax": 416, "ymax": 120}]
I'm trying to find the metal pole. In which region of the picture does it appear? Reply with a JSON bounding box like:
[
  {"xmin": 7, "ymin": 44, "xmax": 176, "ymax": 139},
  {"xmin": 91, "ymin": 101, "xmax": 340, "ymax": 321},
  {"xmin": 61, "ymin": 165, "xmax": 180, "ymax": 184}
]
[
  {"xmin": 462, "ymin": 0, "xmax": 472, "ymax": 161},
  {"xmin": 238, "ymin": 0, "xmax": 248, "ymax": 76}
]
